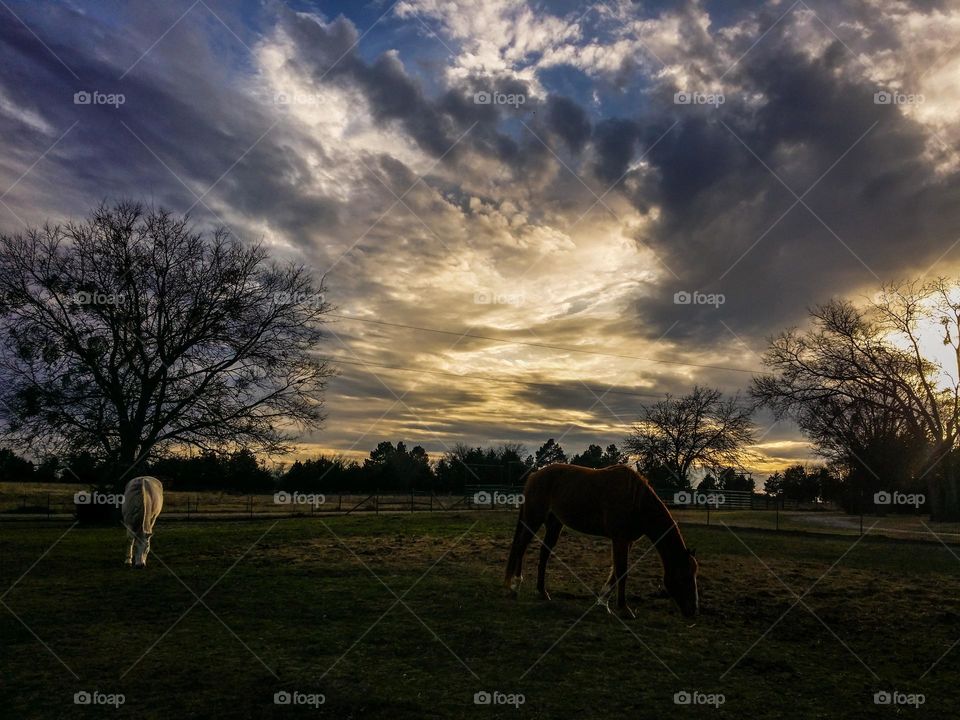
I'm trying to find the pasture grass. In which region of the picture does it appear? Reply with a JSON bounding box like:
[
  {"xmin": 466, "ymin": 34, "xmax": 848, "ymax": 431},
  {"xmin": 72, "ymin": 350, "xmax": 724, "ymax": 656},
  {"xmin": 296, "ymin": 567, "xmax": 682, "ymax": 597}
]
[{"xmin": 1, "ymin": 512, "xmax": 959, "ymax": 718}]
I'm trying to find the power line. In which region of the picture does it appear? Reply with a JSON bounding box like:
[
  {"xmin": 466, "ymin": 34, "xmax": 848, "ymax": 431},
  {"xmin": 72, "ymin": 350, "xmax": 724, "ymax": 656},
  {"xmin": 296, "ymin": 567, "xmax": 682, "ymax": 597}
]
[
  {"xmin": 320, "ymin": 356, "xmax": 668, "ymax": 400},
  {"xmin": 327, "ymin": 313, "xmax": 766, "ymax": 375}
]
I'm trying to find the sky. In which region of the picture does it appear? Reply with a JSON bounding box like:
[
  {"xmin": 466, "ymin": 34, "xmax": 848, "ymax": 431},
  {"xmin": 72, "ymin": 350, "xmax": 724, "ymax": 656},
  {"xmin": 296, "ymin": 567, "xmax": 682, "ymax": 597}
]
[{"xmin": 1, "ymin": 0, "xmax": 959, "ymax": 474}]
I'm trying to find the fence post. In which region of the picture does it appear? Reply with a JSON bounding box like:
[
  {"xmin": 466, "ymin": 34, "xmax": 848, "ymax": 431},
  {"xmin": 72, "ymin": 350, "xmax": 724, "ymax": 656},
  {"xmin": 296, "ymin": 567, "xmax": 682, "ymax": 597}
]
[
  {"xmin": 46, "ymin": 492, "xmax": 51, "ymax": 519},
  {"xmin": 411, "ymin": 490, "xmax": 414, "ymax": 513},
  {"xmin": 248, "ymin": 495, "xmax": 253, "ymax": 520}
]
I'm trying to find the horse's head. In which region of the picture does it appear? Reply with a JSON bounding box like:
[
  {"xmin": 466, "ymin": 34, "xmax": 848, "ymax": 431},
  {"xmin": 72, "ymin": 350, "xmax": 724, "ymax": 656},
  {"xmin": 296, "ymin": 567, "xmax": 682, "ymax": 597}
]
[{"xmin": 664, "ymin": 548, "xmax": 699, "ymax": 618}]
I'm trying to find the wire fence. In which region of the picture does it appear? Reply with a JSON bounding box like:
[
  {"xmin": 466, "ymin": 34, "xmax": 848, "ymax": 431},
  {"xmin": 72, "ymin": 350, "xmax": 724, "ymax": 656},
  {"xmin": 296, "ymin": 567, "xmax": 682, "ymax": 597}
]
[{"xmin": 2, "ymin": 482, "xmax": 958, "ymax": 544}]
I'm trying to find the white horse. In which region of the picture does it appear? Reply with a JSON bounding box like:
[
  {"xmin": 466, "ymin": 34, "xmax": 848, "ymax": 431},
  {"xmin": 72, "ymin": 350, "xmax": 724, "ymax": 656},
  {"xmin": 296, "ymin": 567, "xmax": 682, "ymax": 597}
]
[{"xmin": 122, "ymin": 476, "xmax": 164, "ymax": 568}]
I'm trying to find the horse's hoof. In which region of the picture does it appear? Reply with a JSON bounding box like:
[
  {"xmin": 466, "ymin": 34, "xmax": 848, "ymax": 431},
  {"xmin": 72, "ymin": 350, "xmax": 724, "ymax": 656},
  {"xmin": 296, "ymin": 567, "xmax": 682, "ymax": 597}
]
[{"xmin": 538, "ymin": 591, "xmax": 551, "ymax": 601}]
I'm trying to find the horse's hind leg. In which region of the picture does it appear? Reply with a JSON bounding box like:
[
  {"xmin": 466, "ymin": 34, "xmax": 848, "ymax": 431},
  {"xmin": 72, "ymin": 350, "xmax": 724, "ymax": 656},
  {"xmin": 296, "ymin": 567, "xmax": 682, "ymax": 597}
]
[
  {"xmin": 536, "ymin": 514, "xmax": 563, "ymax": 600},
  {"xmin": 504, "ymin": 507, "xmax": 546, "ymax": 594},
  {"xmin": 613, "ymin": 539, "xmax": 635, "ymax": 619}
]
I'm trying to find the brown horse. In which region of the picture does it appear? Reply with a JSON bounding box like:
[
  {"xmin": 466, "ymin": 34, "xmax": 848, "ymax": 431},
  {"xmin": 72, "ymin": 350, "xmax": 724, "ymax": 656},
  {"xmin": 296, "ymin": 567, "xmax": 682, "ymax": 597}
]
[{"xmin": 503, "ymin": 463, "xmax": 699, "ymax": 618}]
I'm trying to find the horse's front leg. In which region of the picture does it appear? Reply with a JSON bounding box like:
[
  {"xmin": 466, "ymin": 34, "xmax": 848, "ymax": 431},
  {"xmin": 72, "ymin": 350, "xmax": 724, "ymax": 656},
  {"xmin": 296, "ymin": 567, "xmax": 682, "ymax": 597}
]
[
  {"xmin": 612, "ymin": 539, "xmax": 634, "ymax": 619},
  {"xmin": 125, "ymin": 528, "xmax": 136, "ymax": 566}
]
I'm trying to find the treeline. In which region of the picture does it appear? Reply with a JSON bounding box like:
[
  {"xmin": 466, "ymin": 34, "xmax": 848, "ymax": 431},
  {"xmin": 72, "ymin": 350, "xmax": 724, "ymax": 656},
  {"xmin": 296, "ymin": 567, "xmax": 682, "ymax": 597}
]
[{"xmin": 0, "ymin": 440, "xmax": 628, "ymax": 494}]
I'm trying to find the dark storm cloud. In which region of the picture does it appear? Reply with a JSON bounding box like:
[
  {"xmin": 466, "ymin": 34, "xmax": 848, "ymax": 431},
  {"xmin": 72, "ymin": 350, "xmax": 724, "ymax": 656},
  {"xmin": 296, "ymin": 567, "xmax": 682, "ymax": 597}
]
[
  {"xmin": 276, "ymin": 8, "xmax": 555, "ymax": 177},
  {"xmin": 0, "ymin": 2, "xmax": 351, "ymax": 243},
  {"xmin": 607, "ymin": 36, "xmax": 960, "ymax": 343},
  {"xmin": 546, "ymin": 95, "xmax": 592, "ymax": 153}
]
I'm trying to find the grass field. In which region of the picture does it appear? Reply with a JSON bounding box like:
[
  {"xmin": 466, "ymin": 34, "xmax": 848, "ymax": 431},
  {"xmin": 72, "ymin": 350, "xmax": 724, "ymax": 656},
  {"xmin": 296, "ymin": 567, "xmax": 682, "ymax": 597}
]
[{"xmin": 2, "ymin": 512, "xmax": 959, "ymax": 718}]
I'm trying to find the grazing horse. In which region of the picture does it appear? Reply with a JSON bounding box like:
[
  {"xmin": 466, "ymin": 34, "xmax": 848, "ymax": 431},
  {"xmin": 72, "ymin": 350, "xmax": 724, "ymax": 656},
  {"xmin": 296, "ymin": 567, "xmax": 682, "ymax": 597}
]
[
  {"xmin": 122, "ymin": 476, "xmax": 164, "ymax": 568},
  {"xmin": 504, "ymin": 464, "xmax": 699, "ymax": 618}
]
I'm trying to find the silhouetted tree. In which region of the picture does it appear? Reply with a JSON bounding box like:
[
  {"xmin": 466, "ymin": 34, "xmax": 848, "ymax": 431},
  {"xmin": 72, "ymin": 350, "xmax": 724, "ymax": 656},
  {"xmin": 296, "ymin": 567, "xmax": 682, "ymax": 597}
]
[
  {"xmin": 534, "ymin": 438, "xmax": 567, "ymax": 468},
  {"xmin": 0, "ymin": 203, "xmax": 333, "ymax": 488},
  {"xmin": 753, "ymin": 280, "xmax": 960, "ymax": 519},
  {"xmin": 763, "ymin": 465, "xmax": 831, "ymax": 502},
  {"xmin": 362, "ymin": 441, "xmax": 433, "ymax": 491},
  {"xmin": 624, "ymin": 386, "xmax": 756, "ymax": 488},
  {"xmin": 435, "ymin": 443, "xmax": 532, "ymax": 491},
  {"xmin": 571, "ymin": 443, "xmax": 626, "ymax": 468},
  {"xmin": 0, "ymin": 447, "xmax": 33, "ymax": 481}
]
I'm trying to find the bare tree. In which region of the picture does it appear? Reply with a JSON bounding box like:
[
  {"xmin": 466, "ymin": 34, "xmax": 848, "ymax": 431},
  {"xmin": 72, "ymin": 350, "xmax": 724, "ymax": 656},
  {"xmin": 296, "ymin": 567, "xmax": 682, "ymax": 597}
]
[
  {"xmin": 752, "ymin": 279, "xmax": 960, "ymax": 519},
  {"xmin": 624, "ymin": 386, "xmax": 756, "ymax": 487},
  {"xmin": 0, "ymin": 202, "xmax": 334, "ymax": 485}
]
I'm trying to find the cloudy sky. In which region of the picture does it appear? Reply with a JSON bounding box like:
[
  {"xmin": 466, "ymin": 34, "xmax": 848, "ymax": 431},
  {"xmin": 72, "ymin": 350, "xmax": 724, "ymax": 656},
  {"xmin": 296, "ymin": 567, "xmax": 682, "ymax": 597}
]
[{"xmin": 1, "ymin": 0, "xmax": 959, "ymax": 473}]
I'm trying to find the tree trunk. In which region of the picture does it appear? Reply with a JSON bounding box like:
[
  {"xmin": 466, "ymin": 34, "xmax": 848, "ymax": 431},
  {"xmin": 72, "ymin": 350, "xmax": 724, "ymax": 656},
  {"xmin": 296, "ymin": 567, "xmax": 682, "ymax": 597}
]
[{"xmin": 929, "ymin": 448, "xmax": 960, "ymax": 521}]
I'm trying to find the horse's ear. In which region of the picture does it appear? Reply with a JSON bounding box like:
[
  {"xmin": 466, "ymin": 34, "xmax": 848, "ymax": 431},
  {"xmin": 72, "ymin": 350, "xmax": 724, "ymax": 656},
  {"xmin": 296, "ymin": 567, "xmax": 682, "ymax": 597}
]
[{"xmin": 689, "ymin": 548, "xmax": 697, "ymax": 557}]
